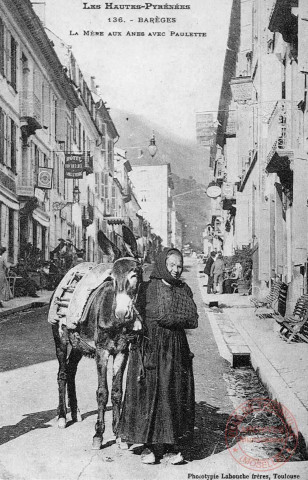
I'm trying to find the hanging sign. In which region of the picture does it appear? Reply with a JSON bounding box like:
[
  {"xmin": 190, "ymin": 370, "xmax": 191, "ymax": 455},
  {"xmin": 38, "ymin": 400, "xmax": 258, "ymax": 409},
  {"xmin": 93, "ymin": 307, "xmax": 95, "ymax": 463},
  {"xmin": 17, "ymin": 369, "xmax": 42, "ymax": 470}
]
[
  {"xmin": 64, "ymin": 153, "xmax": 84, "ymax": 179},
  {"xmin": 222, "ymin": 182, "xmax": 234, "ymax": 199},
  {"xmin": 34, "ymin": 187, "xmax": 45, "ymax": 202},
  {"xmin": 206, "ymin": 184, "xmax": 221, "ymax": 198},
  {"xmin": 37, "ymin": 167, "xmax": 53, "ymax": 189}
]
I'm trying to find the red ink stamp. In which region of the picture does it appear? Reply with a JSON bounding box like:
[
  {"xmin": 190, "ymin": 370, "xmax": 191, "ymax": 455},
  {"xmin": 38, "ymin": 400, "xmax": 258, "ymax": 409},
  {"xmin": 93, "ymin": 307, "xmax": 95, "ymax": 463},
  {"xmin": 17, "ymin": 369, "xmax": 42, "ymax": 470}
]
[{"xmin": 225, "ymin": 398, "xmax": 299, "ymax": 471}]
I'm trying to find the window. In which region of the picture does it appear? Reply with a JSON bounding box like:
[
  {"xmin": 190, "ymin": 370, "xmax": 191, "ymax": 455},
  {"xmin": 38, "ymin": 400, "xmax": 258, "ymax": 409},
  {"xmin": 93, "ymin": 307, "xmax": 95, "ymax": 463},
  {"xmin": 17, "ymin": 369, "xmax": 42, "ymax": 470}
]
[
  {"xmin": 8, "ymin": 208, "xmax": 14, "ymax": 261},
  {"xmin": 10, "ymin": 35, "xmax": 17, "ymax": 91},
  {"xmin": 0, "ymin": 18, "xmax": 4, "ymax": 77}
]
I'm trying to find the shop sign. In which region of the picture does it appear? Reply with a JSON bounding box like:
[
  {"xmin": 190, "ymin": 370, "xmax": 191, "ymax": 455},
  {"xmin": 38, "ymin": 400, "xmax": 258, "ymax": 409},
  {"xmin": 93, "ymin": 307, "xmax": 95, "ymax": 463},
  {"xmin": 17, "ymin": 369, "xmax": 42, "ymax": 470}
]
[
  {"xmin": 37, "ymin": 167, "xmax": 53, "ymax": 189},
  {"xmin": 34, "ymin": 188, "xmax": 45, "ymax": 202},
  {"xmin": 64, "ymin": 154, "xmax": 84, "ymax": 179},
  {"xmin": 206, "ymin": 184, "xmax": 221, "ymax": 198},
  {"xmin": 230, "ymin": 76, "xmax": 253, "ymax": 103}
]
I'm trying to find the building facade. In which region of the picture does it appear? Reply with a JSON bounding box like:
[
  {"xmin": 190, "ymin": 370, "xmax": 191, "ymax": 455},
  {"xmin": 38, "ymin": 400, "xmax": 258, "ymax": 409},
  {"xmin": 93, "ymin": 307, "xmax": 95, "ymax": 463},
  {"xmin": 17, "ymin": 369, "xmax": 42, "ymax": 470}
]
[
  {"xmin": 129, "ymin": 163, "xmax": 174, "ymax": 248},
  {"xmin": 0, "ymin": 0, "xmax": 126, "ymax": 268},
  {"xmin": 209, "ymin": 0, "xmax": 308, "ymax": 309}
]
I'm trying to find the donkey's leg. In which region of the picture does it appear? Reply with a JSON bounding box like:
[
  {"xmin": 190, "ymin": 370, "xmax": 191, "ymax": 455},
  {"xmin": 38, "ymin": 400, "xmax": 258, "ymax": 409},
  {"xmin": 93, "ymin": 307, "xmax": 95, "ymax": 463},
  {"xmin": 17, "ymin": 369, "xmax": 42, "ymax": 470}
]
[
  {"xmin": 92, "ymin": 347, "xmax": 110, "ymax": 450},
  {"xmin": 111, "ymin": 350, "xmax": 129, "ymax": 436},
  {"xmin": 67, "ymin": 347, "xmax": 83, "ymax": 422},
  {"xmin": 52, "ymin": 324, "xmax": 68, "ymax": 429}
]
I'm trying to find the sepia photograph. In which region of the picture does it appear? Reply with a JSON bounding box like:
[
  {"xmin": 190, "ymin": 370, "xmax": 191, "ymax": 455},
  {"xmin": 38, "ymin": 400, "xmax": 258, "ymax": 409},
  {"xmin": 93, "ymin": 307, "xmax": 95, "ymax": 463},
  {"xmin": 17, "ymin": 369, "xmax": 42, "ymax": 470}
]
[{"xmin": 0, "ymin": 0, "xmax": 308, "ymax": 479}]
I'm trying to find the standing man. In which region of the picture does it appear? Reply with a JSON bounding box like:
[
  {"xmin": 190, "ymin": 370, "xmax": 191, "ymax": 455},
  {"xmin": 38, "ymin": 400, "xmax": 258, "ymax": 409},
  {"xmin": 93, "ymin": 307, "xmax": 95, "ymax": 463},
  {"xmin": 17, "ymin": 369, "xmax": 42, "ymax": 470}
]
[
  {"xmin": 210, "ymin": 252, "xmax": 225, "ymax": 294},
  {"xmin": 203, "ymin": 251, "xmax": 216, "ymax": 294}
]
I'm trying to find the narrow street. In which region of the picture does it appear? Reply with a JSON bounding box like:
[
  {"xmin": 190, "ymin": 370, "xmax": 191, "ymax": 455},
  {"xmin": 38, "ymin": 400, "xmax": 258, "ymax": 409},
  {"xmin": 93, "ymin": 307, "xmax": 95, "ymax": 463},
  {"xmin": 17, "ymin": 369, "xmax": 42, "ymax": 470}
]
[
  {"xmin": 0, "ymin": 259, "xmax": 239, "ymax": 480},
  {"xmin": 0, "ymin": 259, "xmax": 306, "ymax": 480}
]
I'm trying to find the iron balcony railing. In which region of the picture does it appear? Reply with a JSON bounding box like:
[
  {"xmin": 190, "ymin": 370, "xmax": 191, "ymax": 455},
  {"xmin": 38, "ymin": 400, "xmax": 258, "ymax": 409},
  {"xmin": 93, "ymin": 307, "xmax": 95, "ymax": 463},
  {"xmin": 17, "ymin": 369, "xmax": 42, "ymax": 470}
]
[
  {"xmin": 267, "ymin": 101, "xmax": 292, "ymax": 164},
  {"xmin": 20, "ymin": 90, "xmax": 42, "ymax": 127}
]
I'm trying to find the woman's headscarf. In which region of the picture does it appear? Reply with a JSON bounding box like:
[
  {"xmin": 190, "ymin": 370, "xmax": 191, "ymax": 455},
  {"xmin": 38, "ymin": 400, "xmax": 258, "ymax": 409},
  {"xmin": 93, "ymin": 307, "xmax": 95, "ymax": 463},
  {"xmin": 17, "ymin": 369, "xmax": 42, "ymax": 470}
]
[{"xmin": 150, "ymin": 247, "xmax": 183, "ymax": 286}]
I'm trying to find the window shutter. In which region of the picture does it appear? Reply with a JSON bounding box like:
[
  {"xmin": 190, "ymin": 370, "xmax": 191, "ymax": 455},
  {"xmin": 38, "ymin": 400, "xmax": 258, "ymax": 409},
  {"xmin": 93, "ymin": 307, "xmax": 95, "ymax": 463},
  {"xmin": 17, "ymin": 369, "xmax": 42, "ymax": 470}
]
[
  {"xmin": 6, "ymin": 115, "xmax": 11, "ymax": 167},
  {"xmin": 111, "ymin": 184, "xmax": 116, "ymax": 214},
  {"xmin": 101, "ymin": 172, "xmax": 105, "ymax": 200},
  {"xmin": 104, "ymin": 173, "xmax": 109, "ymax": 199},
  {"xmin": 95, "ymin": 172, "xmax": 99, "ymax": 196},
  {"xmin": 10, "ymin": 35, "xmax": 17, "ymax": 91},
  {"xmin": 0, "ymin": 108, "xmax": 4, "ymax": 163},
  {"xmin": 299, "ymin": 0, "xmax": 308, "ymax": 73},
  {"xmin": 55, "ymin": 99, "xmax": 67, "ymax": 143},
  {"xmin": 43, "ymin": 82, "xmax": 50, "ymax": 128},
  {"xmin": 0, "ymin": 18, "xmax": 4, "ymax": 77},
  {"xmin": 236, "ymin": 193, "xmax": 250, "ymax": 246},
  {"xmin": 11, "ymin": 119, "xmax": 16, "ymax": 172}
]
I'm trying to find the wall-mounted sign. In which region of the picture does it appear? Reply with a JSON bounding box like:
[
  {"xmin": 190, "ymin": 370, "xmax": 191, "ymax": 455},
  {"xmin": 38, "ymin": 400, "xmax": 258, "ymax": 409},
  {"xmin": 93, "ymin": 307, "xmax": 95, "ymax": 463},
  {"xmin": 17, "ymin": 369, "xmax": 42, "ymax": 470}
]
[
  {"xmin": 34, "ymin": 187, "xmax": 45, "ymax": 202},
  {"xmin": 222, "ymin": 182, "xmax": 234, "ymax": 199},
  {"xmin": 37, "ymin": 167, "xmax": 53, "ymax": 189},
  {"xmin": 206, "ymin": 184, "xmax": 222, "ymax": 198},
  {"xmin": 64, "ymin": 154, "xmax": 84, "ymax": 179}
]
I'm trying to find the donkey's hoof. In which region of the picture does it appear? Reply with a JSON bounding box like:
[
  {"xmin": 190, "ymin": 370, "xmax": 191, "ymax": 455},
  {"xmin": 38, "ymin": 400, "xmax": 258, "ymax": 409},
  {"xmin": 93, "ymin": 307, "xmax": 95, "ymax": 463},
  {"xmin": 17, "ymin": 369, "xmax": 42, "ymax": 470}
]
[
  {"xmin": 58, "ymin": 417, "xmax": 66, "ymax": 429},
  {"xmin": 92, "ymin": 437, "xmax": 102, "ymax": 450},
  {"xmin": 116, "ymin": 438, "xmax": 129, "ymax": 450}
]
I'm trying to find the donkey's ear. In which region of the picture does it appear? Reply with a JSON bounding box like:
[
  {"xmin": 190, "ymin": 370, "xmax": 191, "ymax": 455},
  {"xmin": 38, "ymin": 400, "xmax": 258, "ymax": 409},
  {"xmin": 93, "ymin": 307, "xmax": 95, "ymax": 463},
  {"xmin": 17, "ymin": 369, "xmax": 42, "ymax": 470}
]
[
  {"xmin": 122, "ymin": 225, "xmax": 138, "ymax": 258},
  {"xmin": 98, "ymin": 230, "xmax": 122, "ymax": 261}
]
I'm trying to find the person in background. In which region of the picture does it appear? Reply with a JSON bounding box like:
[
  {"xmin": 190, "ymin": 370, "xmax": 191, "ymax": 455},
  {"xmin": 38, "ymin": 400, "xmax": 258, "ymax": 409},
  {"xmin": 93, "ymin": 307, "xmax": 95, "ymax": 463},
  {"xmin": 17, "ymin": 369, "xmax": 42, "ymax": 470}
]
[
  {"xmin": 203, "ymin": 251, "xmax": 216, "ymax": 293},
  {"xmin": 117, "ymin": 248, "xmax": 198, "ymax": 465},
  {"xmin": 210, "ymin": 252, "xmax": 225, "ymax": 294},
  {"xmin": 0, "ymin": 247, "xmax": 10, "ymax": 307}
]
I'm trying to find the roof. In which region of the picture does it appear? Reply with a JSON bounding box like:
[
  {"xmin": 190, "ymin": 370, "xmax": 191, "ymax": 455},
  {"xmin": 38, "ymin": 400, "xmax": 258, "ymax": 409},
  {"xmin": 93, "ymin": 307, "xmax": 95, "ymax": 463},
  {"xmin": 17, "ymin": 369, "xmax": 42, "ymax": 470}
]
[{"xmin": 6, "ymin": 0, "xmax": 80, "ymax": 109}]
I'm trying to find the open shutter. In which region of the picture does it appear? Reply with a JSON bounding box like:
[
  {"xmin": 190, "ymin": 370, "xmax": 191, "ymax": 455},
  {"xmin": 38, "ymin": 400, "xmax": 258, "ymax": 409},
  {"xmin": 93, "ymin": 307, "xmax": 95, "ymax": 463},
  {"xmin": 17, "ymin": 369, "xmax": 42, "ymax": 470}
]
[
  {"xmin": 299, "ymin": 0, "xmax": 308, "ymax": 73},
  {"xmin": 55, "ymin": 99, "xmax": 67, "ymax": 143},
  {"xmin": 235, "ymin": 193, "xmax": 250, "ymax": 247}
]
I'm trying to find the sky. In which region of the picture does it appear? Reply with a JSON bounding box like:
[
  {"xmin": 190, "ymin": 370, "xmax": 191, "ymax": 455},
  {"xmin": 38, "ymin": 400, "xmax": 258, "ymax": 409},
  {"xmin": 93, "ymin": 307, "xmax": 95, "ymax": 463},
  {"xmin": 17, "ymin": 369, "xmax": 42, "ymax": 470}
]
[{"xmin": 42, "ymin": 0, "xmax": 232, "ymax": 141}]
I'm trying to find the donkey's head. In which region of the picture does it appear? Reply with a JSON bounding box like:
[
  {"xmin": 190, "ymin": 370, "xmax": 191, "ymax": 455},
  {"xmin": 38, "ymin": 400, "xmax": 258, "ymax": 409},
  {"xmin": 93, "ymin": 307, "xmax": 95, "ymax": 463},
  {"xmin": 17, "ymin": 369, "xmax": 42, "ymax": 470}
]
[
  {"xmin": 112, "ymin": 257, "xmax": 142, "ymax": 321},
  {"xmin": 97, "ymin": 227, "xmax": 142, "ymax": 323}
]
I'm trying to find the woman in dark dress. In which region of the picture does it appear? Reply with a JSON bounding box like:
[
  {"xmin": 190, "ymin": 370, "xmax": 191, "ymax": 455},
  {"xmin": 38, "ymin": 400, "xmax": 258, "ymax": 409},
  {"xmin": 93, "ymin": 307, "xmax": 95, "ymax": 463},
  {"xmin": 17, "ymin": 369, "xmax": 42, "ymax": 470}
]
[{"xmin": 117, "ymin": 248, "xmax": 198, "ymax": 464}]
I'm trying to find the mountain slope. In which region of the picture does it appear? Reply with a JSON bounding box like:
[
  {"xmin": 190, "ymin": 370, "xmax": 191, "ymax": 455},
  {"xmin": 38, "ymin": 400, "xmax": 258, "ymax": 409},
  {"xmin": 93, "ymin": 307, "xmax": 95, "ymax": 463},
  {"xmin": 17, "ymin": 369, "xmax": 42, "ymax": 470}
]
[
  {"xmin": 111, "ymin": 109, "xmax": 211, "ymax": 184},
  {"xmin": 111, "ymin": 109, "xmax": 211, "ymax": 250}
]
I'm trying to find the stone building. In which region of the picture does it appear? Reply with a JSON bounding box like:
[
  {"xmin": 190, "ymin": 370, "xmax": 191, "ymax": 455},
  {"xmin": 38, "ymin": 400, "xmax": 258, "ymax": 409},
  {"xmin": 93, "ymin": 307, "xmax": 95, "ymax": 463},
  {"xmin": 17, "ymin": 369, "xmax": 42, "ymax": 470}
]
[{"xmin": 209, "ymin": 0, "xmax": 308, "ymax": 308}]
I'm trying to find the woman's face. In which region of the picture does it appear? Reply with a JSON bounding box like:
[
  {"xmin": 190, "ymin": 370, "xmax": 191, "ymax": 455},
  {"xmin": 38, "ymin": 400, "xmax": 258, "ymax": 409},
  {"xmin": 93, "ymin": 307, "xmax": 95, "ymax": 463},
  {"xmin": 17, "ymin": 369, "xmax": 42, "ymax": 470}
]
[{"xmin": 166, "ymin": 253, "xmax": 183, "ymax": 280}]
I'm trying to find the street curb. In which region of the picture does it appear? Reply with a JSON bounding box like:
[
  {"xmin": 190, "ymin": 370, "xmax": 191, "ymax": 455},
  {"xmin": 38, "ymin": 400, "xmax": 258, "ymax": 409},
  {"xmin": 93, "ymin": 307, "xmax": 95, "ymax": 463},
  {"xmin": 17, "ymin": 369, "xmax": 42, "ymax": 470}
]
[
  {"xmin": 228, "ymin": 309, "xmax": 308, "ymax": 457},
  {"xmin": 206, "ymin": 311, "xmax": 232, "ymax": 363},
  {"xmin": 0, "ymin": 301, "xmax": 48, "ymax": 320}
]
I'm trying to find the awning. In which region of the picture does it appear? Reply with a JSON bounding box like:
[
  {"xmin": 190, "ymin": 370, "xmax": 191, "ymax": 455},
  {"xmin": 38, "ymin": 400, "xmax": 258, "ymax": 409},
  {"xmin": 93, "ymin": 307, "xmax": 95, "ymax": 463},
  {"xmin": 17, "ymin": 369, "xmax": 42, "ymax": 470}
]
[
  {"xmin": 32, "ymin": 209, "xmax": 50, "ymax": 228},
  {"xmin": 266, "ymin": 152, "xmax": 293, "ymax": 192},
  {"xmin": 266, "ymin": 152, "xmax": 291, "ymax": 174}
]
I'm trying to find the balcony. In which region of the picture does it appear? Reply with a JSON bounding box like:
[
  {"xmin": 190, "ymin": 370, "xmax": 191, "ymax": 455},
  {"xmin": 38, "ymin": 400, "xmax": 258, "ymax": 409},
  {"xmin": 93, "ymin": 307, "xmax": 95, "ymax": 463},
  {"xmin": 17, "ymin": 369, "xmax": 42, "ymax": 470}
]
[
  {"xmin": 266, "ymin": 101, "xmax": 294, "ymax": 198},
  {"xmin": 82, "ymin": 204, "xmax": 94, "ymax": 227},
  {"xmin": 83, "ymin": 153, "xmax": 94, "ymax": 175},
  {"xmin": 266, "ymin": 101, "xmax": 294, "ymax": 167},
  {"xmin": 20, "ymin": 90, "xmax": 42, "ymax": 134}
]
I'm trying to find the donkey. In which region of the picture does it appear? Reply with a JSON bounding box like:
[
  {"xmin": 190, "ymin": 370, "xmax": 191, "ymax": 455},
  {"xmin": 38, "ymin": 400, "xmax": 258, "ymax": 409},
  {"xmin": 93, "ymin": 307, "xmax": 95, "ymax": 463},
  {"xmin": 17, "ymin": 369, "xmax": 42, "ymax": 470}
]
[{"xmin": 50, "ymin": 227, "xmax": 143, "ymax": 449}]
